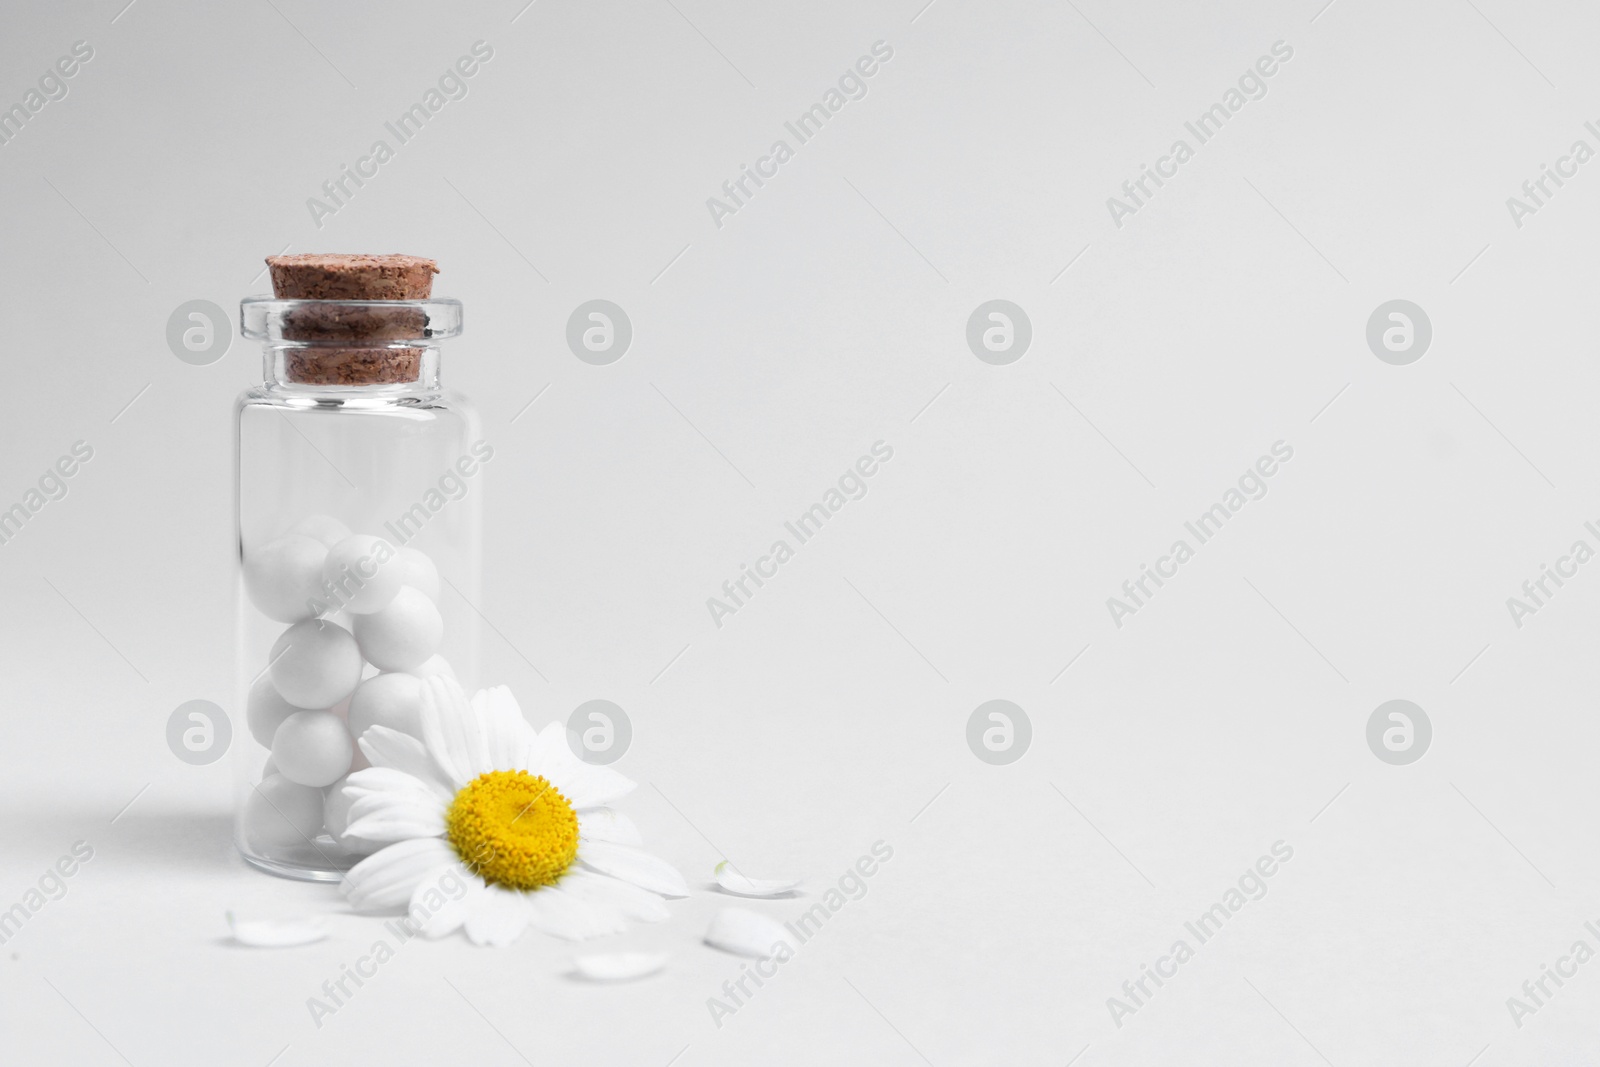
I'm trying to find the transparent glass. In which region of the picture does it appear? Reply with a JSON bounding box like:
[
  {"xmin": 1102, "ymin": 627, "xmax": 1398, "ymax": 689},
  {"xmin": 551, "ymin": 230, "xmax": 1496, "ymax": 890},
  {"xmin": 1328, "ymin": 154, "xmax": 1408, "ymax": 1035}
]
[{"xmin": 233, "ymin": 298, "xmax": 481, "ymax": 881}]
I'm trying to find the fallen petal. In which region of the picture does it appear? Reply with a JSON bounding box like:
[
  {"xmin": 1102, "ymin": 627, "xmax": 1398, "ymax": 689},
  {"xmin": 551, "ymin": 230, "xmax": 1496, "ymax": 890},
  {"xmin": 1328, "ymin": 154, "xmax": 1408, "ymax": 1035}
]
[
  {"xmin": 714, "ymin": 861, "xmax": 802, "ymax": 898},
  {"xmin": 704, "ymin": 907, "xmax": 793, "ymax": 959},
  {"xmin": 572, "ymin": 951, "xmax": 669, "ymax": 982},
  {"xmin": 226, "ymin": 912, "xmax": 328, "ymax": 948}
]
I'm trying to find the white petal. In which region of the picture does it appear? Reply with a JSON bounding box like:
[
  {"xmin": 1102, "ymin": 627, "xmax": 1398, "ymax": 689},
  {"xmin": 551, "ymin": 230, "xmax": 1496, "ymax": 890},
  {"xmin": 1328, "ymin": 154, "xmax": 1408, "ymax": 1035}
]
[
  {"xmin": 443, "ymin": 675, "xmax": 494, "ymax": 778},
  {"xmin": 558, "ymin": 764, "xmax": 637, "ymax": 808},
  {"xmin": 472, "ymin": 686, "xmax": 529, "ymax": 769},
  {"xmin": 463, "ymin": 884, "xmax": 534, "ymax": 947},
  {"xmin": 522, "ymin": 722, "xmax": 636, "ymax": 807},
  {"xmin": 346, "ymin": 788, "xmax": 443, "ymax": 823},
  {"xmin": 520, "ymin": 723, "xmax": 580, "ymax": 791},
  {"xmin": 577, "ymin": 841, "xmax": 688, "ymax": 898},
  {"xmin": 345, "ymin": 765, "xmax": 450, "ymax": 805},
  {"xmin": 704, "ymin": 907, "xmax": 793, "ymax": 959},
  {"xmin": 559, "ymin": 869, "xmax": 670, "ymax": 923},
  {"xmin": 714, "ymin": 861, "xmax": 802, "ymax": 898},
  {"xmin": 521, "ymin": 720, "xmax": 569, "ymax": 773},
  {"xmin": 418, "ymin": 676, "xmax": 474, "ymax": 787},
  {"xmin": 577, "ymin": 808, "xmax": 642, "ymax": 846},
  {"xmin": 358, "ymin": 727, "xmax": 453, "ymax": 796},
  {"xmin": 572, "ymin": 952, "xmax": 668, "ymax": 982},
  {"xmin": 226, "ymin": 913, "xmax": 327, "ymax": 947},
  {"xmin": 342, "ymin": 838, "xmax": 457, "ymax": 912},
  {"xmin": 344, "ymin": 795, "xmax": 447, "ymax": 844},
  {"xmin": 522, "ymin": 885, "xmax": 629, "ymax": 941},
  {"xmin": 408, "ymin": 865, "xmax": 477, "ymax": 938}
]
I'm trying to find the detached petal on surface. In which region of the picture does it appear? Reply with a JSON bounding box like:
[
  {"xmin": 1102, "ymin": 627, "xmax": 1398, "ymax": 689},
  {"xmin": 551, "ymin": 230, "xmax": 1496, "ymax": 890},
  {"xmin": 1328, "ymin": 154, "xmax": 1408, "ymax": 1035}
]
[
  {"xmin": 226, "ymin": 912, "xmax": 328, "ymax": 948},
  {"xmin": 572, "ymin": 952, "xmax": 669, "ymax": 982},
  {"xmin": 714, "ymin": 861, "xmax": 802, "ymax": 898},
  {"xmin": 704, "ymin": 907, "xmax": 793, "ymax": 959}
]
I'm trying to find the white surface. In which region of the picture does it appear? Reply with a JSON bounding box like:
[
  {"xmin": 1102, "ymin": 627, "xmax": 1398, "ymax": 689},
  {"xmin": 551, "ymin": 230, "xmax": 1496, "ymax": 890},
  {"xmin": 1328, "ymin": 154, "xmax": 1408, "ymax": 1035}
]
[{"xmin": 2, "ymin": 0, "xmax": 1598, "ymax": 1064}]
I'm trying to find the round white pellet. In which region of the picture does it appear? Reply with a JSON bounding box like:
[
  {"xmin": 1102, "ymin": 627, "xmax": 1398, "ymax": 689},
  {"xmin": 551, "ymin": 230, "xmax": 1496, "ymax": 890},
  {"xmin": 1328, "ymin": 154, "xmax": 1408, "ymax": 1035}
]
[
  {"xmin": 269, "ymin": 619, "xmax": 363, "ymax": 709},
  {"xmin": 287, "ymin": 514, "xmax": 351, "ymax": 548},
  {"xmin": 247, "ymin": 674, "xmax": 301, "ymax": 748},
  {"xmin": 323, "ymin": 775, "xmax": 380, "ymax": 855},
  {"xmin": 271, "ymin": 710, "xmax": 354, "ymax": 788},
  {"xmin": 353, "ymin": 587, "xmax": 442, "ymax": 671},
  {"xmin": 243, "ymin": 535, "xmax": 327, "ymax": 623},
  {"xmin": 395, "ymin": 546, "xmax": 441, "ymax": 601},
  {"xmin": 322, "ymin": 534, "xmax": 403, "ymax": 614},
  {"xmin": 243, "ymin": 774, "xmax": 325, "ymax": 850},
  {"xmin": 347, "ymin": 672, "xmax": 425, "ymax": 742},
  {"xmin": 322, "ymin": 777, "xmax": 355, "ymax": 839},
  {"xmin": 409, "ymin": 654, "xmax": 456, "ymax": 681}
]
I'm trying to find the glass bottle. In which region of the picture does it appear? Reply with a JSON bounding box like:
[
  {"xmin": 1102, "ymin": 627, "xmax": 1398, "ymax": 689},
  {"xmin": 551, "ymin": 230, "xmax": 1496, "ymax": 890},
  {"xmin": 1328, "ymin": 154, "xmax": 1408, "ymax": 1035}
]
[{"xmin": 234, "ymin": 295, "xmax": 482, "ymax": 880}]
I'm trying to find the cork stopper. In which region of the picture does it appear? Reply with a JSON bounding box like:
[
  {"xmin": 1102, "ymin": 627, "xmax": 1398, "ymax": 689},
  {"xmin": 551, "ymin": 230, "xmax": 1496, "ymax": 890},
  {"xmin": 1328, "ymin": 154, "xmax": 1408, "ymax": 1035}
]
[
  {"xmin": 266, "ymin": 254, "xmax": 440, "ymax": 385},
  {"xmin": 267, "ymin": 253, "xmax": 438, "ymax": 300}
]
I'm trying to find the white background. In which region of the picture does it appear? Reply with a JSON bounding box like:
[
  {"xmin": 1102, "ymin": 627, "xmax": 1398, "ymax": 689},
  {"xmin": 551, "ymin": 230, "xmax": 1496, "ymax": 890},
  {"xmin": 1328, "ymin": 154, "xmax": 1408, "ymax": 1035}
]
[{"xmin": 2, "ymin": 0, "xmax": 1598, "ymax": 1063}]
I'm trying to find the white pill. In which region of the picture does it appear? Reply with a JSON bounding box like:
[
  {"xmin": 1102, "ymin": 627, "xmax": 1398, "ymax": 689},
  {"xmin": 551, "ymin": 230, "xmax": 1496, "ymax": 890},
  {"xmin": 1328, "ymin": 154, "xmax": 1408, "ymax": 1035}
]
[
  {"xmin": 244, "ymin": 535, "xmax": 328, "ymax": 623},
  {"xmin": 288, "ymin": 513, "xmax": 351, "ymax": 548},
  {"xmin": 347, "ymin": 672, "xmax": 425, "ymax": 742},
  {"xmin": 395, "ymin": 546, "xmax": 441, "ymax": 601},
  {"xmin": 322, "ymin": 776, "xmax": 356, "ymax": 838},
  {"xmin": 243, "ymin": 773, "xmax": 325, "ymax": 850},
  {"xmin": 322, "ymin": 534, "xmax": 403, "ymax": 614},
  {"xmin": 272, "ymin": 710, "xmax": 354, "ymax": 788},
  {"xmin": 409, "ymin": 654, "xmax": 456, "ymax": 681},
  {"xmin": 247, "ymin": 674, "xmax": 301, "ymax": 748},
  {"xmin": 353, "ymin": 587, "xmax": 442, "ymax": 671},
  {"xmin": 323, "ymin": 775, "xmax": 380, "ymax": 855},
  {"xmin": 269, "ymin": 619, "xmax": 363, "ymax": 709}
]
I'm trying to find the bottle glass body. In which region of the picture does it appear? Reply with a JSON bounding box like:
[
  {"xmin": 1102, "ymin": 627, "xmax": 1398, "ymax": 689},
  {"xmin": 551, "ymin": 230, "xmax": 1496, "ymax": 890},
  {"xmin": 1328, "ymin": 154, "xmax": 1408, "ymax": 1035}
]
[{"xmin": 233, "ymin": 299, "xmax": 480, "ymax": 881}]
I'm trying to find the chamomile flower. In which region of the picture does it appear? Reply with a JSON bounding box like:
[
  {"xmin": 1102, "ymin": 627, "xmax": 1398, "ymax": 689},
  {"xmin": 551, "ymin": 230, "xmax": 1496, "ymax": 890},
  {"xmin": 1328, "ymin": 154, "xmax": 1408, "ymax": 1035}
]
[{"xmin": 338, "ymin": 677, "xmax": 685, "ymax": 946}]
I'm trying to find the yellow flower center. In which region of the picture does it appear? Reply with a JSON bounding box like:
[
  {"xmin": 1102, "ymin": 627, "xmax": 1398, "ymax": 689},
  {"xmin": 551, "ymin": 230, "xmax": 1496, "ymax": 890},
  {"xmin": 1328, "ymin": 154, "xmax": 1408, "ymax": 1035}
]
[{"xmin": 445, "ymin": 770, "xmax": 579, "ymax": 891}]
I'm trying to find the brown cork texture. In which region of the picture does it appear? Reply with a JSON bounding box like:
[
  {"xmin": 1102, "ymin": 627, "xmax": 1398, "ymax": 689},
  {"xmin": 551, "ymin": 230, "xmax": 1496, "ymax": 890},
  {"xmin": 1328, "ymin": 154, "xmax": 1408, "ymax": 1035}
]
[
  {"xmin": 266, "ymin": 254, "xmax": 439, "ymax": 385},
  {"xmin": 267, "ymin": 254, "xmax": 437, "ymax": 300}
]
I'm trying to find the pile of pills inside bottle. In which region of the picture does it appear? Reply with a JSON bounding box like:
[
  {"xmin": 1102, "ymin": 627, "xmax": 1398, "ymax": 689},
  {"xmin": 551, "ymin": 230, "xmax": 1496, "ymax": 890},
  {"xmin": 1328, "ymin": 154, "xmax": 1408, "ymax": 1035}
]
[{"xmin": 241, "ymin": 513, "xmax": 448, "ymax": 858}]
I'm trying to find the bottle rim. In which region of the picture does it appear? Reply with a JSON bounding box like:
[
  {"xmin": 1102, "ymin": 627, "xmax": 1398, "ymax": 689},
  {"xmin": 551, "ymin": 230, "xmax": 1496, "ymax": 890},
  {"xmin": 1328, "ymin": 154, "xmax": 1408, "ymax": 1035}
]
[{"xmin": 240, "ymin": 297, "xmax": 463, "ymax": 344}]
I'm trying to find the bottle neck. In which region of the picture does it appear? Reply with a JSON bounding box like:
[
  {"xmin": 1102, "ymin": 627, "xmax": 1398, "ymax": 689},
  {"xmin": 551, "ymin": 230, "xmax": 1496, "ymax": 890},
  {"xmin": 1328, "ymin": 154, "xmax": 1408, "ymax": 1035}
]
[
  {"xmin": 261, "ymin": 344, "xmax": 441, "ymax": 395},
  {"xmin": 241, "ymin": 297, "xmax": 461, "ymax": 397}
]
